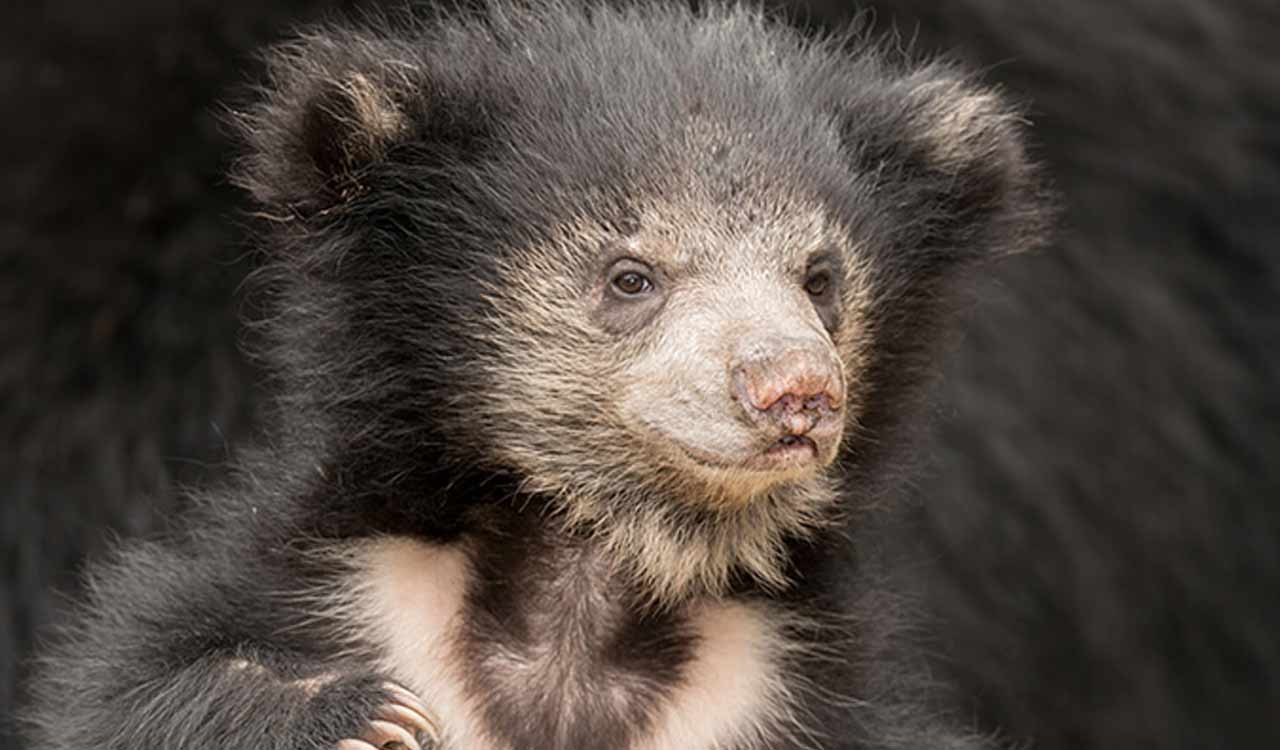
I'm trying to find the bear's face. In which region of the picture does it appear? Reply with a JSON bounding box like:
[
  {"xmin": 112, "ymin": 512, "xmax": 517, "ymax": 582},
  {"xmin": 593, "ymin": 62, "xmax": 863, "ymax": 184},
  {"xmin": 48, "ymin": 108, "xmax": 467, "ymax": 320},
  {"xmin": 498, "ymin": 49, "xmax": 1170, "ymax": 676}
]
[
  {"xmin": 238, "ymin": 3, "xmax": 1046, "ymax": 601},
  {"xmin": 484, "ymin": 178, "xmax": 869, "ymax": 508},
  {"xmin": 604, "ymin": 203, "xmax": 854, "ymax": 496}
]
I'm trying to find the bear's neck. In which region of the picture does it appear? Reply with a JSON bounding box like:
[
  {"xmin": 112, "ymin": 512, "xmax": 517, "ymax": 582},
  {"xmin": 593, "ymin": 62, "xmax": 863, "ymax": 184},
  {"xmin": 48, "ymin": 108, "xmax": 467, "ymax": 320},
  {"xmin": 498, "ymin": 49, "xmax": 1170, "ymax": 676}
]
[
  {"xmin": 294, "ymin": 443, "xmax": 827, "ymax": 606},
  {"xmin": 338, "ymin": 511, "xmax": 808, "ymax": 750}
]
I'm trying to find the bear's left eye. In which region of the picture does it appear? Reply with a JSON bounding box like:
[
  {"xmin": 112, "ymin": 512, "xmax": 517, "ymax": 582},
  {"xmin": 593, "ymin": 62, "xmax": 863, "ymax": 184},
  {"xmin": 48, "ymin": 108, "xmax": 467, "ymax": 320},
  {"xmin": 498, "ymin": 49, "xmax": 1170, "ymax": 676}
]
[
  {"xmin": 803, "ymin": 259, "xmax": 841, "ymax": 331},
  {"xmin": 804, "ymin": 271, "xmax": 832, "ymax": 298},
  {"xmin": 612, "ymin": 270, "xmax": 654, "ymax": 297}
]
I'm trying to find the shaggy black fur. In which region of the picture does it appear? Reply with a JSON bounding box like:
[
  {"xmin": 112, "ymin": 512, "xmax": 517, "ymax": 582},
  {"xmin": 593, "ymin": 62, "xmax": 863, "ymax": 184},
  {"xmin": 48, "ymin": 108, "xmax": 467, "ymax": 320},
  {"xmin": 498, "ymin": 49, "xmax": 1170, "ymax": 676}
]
[
  {"xmin": 0, "ymin": 2, "xmax": 387, "ymax": 745},
  {"xmin": 786, "ymin": 2, "xmax": 1280, "ymax": 747},
  {"xmin": 4, "ymin": 1, "xmax": 1279, "ymax": 750},
  {"xmin": 22, "ymin": 3, "xmax": 1048, "ymax": 749}
]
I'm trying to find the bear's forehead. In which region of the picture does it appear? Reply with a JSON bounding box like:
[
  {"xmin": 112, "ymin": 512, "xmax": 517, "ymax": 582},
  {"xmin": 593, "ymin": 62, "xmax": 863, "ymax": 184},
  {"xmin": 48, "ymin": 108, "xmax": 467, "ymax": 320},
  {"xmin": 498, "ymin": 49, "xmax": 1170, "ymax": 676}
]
[
  {"xmin": 445, "ymin": 97, "xmax": 851, "ymax": 274},
  {"xmin": 488, "ymin": 102, "xmax": 848, "ymax": 251},
  {"xmin": 625, "ymin": 192, "xmax": 838, "ymax": 272}
]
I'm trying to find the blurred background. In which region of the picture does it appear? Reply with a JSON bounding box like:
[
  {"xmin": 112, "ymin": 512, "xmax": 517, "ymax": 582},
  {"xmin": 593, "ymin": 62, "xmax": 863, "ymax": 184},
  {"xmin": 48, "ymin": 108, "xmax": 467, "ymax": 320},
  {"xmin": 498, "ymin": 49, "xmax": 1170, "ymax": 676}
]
[{"xmin": 2, "ymin": 1, "xmax": 1278, "ymax": 748}]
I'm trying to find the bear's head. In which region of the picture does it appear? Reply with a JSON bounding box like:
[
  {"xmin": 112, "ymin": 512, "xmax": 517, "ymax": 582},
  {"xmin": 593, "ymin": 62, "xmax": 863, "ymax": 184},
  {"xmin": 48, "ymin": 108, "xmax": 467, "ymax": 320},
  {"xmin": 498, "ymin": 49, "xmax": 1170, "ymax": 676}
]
[{"xmin": 236, "ymin": 1, "xmax": 1048, "ymax": 603}]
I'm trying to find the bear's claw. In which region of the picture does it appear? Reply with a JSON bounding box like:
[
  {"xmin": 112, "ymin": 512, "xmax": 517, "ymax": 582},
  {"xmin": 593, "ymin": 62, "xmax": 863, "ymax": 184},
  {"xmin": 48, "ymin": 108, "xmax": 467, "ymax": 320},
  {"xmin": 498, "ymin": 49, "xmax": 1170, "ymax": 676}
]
[{"xmin": 335, "ymin": 682, "xmax": 439, "ymax": 750}]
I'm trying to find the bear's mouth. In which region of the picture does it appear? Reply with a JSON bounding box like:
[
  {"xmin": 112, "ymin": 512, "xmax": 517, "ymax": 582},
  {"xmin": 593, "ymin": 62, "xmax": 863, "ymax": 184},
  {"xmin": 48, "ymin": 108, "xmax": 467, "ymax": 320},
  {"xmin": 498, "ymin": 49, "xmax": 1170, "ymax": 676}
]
[
  {"xmin": 762, "ymin": 434, "xmax": 818, "ymax": 460},
  {"xmin": 672, "ymin": 433, "xmax": 825, "ymax": 475}
]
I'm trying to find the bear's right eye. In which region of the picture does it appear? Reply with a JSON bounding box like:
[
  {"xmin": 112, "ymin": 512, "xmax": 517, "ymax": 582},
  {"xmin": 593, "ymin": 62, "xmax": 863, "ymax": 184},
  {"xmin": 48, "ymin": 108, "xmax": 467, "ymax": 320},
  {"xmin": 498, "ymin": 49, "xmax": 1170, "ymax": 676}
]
[
  {"xmin": 612, "ymin": 271, "xmax": 654, "ymax": 296},
  {"xmin": 596, "ymin": 258, "xmax": 664, "ymax": 333}
]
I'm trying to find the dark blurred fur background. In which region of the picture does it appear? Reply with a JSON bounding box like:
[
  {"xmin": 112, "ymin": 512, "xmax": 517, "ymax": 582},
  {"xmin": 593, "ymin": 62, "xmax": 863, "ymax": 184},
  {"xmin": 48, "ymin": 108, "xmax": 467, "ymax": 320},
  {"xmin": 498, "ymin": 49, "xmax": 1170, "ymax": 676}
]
[{"xmin": 3, "ymin": 1, "xmax": 1278, "ymax": 748}]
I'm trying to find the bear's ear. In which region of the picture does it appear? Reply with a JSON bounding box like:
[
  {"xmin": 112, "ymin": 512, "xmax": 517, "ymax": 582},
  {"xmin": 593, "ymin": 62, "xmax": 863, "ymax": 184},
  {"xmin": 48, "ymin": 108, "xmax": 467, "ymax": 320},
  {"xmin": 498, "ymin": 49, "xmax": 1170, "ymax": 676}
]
[
  {"xmin": 233, "ymin": 35, "xmax": 418, "ymax": 216},
  {"xmin": 297, "ymin": 71, "xmax": 409, "ymax": 200},
  {"xmin": 838, "ymin": 66, "xmax": 1050, "ymax": 264}
]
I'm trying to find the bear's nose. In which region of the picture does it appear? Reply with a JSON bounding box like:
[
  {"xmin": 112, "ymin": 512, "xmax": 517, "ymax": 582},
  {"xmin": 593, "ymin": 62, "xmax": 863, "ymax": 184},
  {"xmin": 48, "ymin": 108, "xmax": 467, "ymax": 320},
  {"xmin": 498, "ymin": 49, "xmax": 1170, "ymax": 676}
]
[{"xmin": 731, "ymin": 339, "xmax": 844, "ymax": 437}]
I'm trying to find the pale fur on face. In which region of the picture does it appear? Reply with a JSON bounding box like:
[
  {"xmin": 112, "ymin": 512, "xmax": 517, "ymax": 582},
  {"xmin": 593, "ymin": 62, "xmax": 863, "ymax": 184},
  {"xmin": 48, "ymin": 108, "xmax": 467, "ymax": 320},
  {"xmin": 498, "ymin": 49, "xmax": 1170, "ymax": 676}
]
[{"xmin": 468, "ymin": 175, "xmax": 878, "ymax": 606}]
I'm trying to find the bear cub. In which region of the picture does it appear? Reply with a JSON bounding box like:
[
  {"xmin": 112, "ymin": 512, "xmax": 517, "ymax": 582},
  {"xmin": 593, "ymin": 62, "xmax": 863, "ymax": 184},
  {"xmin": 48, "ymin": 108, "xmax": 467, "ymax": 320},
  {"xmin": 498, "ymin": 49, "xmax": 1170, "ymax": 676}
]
[{"xmin": 29, "ymin": 2, "xmax": 1047, "ymax": 749}]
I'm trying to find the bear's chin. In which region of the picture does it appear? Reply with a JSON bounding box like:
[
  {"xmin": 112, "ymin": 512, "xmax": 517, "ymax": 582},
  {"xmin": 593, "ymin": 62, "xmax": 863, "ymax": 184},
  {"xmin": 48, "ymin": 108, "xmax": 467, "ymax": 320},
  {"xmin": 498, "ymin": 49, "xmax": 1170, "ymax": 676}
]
[
  {"xmin": 540, "ymin": 464, "xmax": 840, "ymax": 606},
  {"xmin": 645, "ymin": 435, "xmax": 837, "ymax": 510}
]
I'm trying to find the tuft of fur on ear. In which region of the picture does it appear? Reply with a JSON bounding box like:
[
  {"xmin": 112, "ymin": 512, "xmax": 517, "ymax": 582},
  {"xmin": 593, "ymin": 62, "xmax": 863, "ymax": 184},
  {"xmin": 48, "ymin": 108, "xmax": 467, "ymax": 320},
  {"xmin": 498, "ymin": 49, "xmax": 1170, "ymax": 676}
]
[
  {"xmin": 837, "ymin": 63, "xmax": 1051, "ymax": 266},
  {"xmin": 231, "ymin": 32, "xmax": 420, "ymax": 216},
  {"xmin": 299, "ymin": 72, "xmax": 408, "ymax": 198}
]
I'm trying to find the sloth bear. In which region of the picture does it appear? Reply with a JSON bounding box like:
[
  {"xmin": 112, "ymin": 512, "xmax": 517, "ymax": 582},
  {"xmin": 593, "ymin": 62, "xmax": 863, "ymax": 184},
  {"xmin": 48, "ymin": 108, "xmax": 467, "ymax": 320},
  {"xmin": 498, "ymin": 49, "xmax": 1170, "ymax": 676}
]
[
  {"xmin": 25, "ymin": 2, "xmax": 1048, "ymax": 749},
  {"xmin": 11, "ymin": 1, "xmax": 1280, "ymax": 750}
]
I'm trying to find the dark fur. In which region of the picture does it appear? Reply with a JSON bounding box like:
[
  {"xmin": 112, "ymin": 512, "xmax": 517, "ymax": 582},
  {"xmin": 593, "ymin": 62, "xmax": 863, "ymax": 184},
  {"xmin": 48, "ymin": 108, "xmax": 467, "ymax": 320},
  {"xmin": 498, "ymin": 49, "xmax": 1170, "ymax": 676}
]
[
  {"xmin": 24, "ymin": 2, "xmax": 1047, "ymax": 749},
  {"xmin": 0, "ymin": 1, "xmax": 296, "ymax": 743},
  {"xmin": 788, "ymin": 1, "xmax": 1280, "ymax": 746},
  {"xmin": 7, "ymin": 2, "xmax": 1280, "ymax": 750}
]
